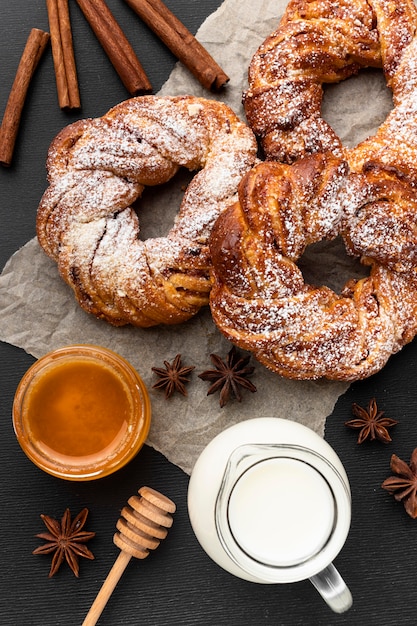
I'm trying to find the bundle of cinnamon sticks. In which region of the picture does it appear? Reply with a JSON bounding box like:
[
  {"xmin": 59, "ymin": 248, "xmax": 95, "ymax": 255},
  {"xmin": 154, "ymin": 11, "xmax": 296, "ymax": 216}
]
[
  {"xmin": 47, "ymin": 0, "xmax": 81, "ymax": 109},
  {"xmin": 0, "ymin": 0, "xmax": 229, "ymax": 167}
]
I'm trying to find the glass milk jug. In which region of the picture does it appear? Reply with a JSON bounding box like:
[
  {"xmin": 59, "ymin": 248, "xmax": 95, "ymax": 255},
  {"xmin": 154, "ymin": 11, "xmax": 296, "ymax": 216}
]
[{"xmin": 187, "ymin": 418, "xmax": 352, "ymax": 613}]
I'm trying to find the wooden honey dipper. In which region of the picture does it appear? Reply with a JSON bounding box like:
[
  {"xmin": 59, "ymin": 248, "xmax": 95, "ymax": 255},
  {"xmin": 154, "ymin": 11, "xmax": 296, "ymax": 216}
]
[{"xmin": 82, "ymin": 486, "xmax": 176, "ymax": 626}]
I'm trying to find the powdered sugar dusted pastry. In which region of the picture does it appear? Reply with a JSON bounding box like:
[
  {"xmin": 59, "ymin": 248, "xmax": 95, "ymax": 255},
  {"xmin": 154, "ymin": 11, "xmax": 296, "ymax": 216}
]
[
  {"xmin": 243, "ymin": 0, "xmax": 417, "ymax": 163},
  {"xmin": 36, "ymin": 95, "xmax": 258, "ymax": 326},
  {"xmin": 210, "ymin": 1, "xmax": 417, "ymax": 381},
  {"xmin": 209, "ymin": 155, "xmax": 417, "ymax": 380}
]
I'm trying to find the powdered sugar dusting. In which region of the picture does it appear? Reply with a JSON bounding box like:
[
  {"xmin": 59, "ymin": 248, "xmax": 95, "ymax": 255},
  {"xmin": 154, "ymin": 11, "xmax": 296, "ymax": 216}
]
[
  {"xmin": 244, "ymin": 0, "xmax": 383, "ymax": 161},
  {"xmin": 36, "ymin": 95, "xmax": 258, "ymax": 327},
  {"xmin": 210, "ymin": 0, "xmax": 417, "ymax": 381}
]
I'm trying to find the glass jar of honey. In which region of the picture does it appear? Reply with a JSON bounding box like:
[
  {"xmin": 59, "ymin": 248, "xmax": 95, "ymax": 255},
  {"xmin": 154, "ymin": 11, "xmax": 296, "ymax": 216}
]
[{"xmin": 12, "ymin": 345, "xmax": 151, "ymax": 480}]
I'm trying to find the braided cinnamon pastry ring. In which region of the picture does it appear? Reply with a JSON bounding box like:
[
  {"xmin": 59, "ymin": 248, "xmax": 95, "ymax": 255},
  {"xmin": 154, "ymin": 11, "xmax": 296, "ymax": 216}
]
[
  {"xmin": 209, "ymin": 1, "xmax": 417, "ymax": 380},
  {"xmin": 36, "ymin": 95, "xmax": 257, "ymax": 327},
  {"xmin": 209, "ymin": 154, "xmax": 417, "ymax": 380},
  {"xmin": 243, "ymin": 0, "xmax": 417, "ymax": 163}
]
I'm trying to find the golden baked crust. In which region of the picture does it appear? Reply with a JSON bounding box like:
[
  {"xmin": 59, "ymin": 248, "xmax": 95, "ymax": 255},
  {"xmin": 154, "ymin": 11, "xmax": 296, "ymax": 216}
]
[
  {"xmin": 209, "ymin": 155, "xmax": 417, "ymax": 380},
  {"xmin": 243, "ymin": 0, "xmax": 417, "ymax": 163},
  {"xmin": 36, "ymin": 95, "xmax": 258, "ymax": 327},
  {"xmin": 209, "ymin": 0, "xmax": 417, "ymax": 381}
]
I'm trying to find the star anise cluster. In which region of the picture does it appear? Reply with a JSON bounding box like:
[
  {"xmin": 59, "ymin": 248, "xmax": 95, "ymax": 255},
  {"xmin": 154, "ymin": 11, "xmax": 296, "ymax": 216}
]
[
  {"xmin": 33, "ymin": 508, "xmax": 95, "ymax": 577},
  {"xmin": 198, "ymin": 346, "xmax": 257, "ymax": 407},
  {"xmin": 345, "ymin": 398, "xmax": 398, "ymax": 444},
  {"xmin": 382, "ymin": 448, "xmax": 417, "ymax": 518},
  {"xmin": 151, "ymin": 347, "xmax": 257, "ymax": 407}
]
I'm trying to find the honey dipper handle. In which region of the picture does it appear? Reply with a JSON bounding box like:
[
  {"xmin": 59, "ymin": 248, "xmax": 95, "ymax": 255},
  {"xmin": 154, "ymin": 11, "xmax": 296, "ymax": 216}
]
[{"xmin": 81, "ymin": 551, "xmax": 132, "ymax": 626}]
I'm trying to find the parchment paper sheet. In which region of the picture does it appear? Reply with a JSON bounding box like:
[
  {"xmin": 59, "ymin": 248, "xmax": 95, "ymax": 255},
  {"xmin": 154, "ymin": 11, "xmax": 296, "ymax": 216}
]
[{"xmin": 0, "ymin": 0, "xmax": 393, "ymax": 475}]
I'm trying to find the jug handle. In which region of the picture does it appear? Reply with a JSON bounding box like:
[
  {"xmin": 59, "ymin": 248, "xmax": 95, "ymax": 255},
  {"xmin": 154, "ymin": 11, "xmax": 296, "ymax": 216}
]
[{"xmin": 309, "ymin": 563, "xmax": 353, "ymax": 613}]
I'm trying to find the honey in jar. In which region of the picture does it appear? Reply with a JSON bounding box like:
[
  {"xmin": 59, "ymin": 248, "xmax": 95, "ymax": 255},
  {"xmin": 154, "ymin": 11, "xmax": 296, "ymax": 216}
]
[{"xmin": 12, "ymin": 345, "xmax": 151, "ymax": 480}]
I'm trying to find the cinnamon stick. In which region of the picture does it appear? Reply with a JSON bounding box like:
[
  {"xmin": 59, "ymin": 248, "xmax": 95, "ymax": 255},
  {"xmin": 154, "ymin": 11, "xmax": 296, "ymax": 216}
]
[
  {"xmin": 75, "ymin": 0, "xmax": 152, "ymax": 95},
  {"xmin": 123, "ymin": 0, "xmax": 229, "ymax": 91},
  {"xmin": 0, "ymin": 28, "xmax": 50, "ymax": 167},
  {"xmin": 46, "ymin": 0, "xmax": 80, "ymax": 109}
]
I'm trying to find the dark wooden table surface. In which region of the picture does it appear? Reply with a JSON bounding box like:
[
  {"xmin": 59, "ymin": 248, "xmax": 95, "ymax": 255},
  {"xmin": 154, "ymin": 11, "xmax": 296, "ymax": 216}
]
[{"xmin": 1, "ymin": 1, "xmax": 417, "ymax": 624}]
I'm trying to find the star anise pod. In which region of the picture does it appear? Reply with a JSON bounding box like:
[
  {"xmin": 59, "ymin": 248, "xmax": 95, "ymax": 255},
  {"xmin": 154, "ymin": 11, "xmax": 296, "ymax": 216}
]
[
  {"xmin": 198, "ymin": 345, "xmax": 257, "ymax": 408},
  {"xmin": 382, "ymin": 448, "xmax": 417, "ymax": 518},
  {"xmin": 33, "ymin": 508, "xmax": 95, "ymax": 577},
  {"xmin": 345, "ymin": 398, "xmax": 398, "ymax": 444},
  {"xmin": 152, "ymin": 354, "xmax": 195, "ymax": 398}
]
